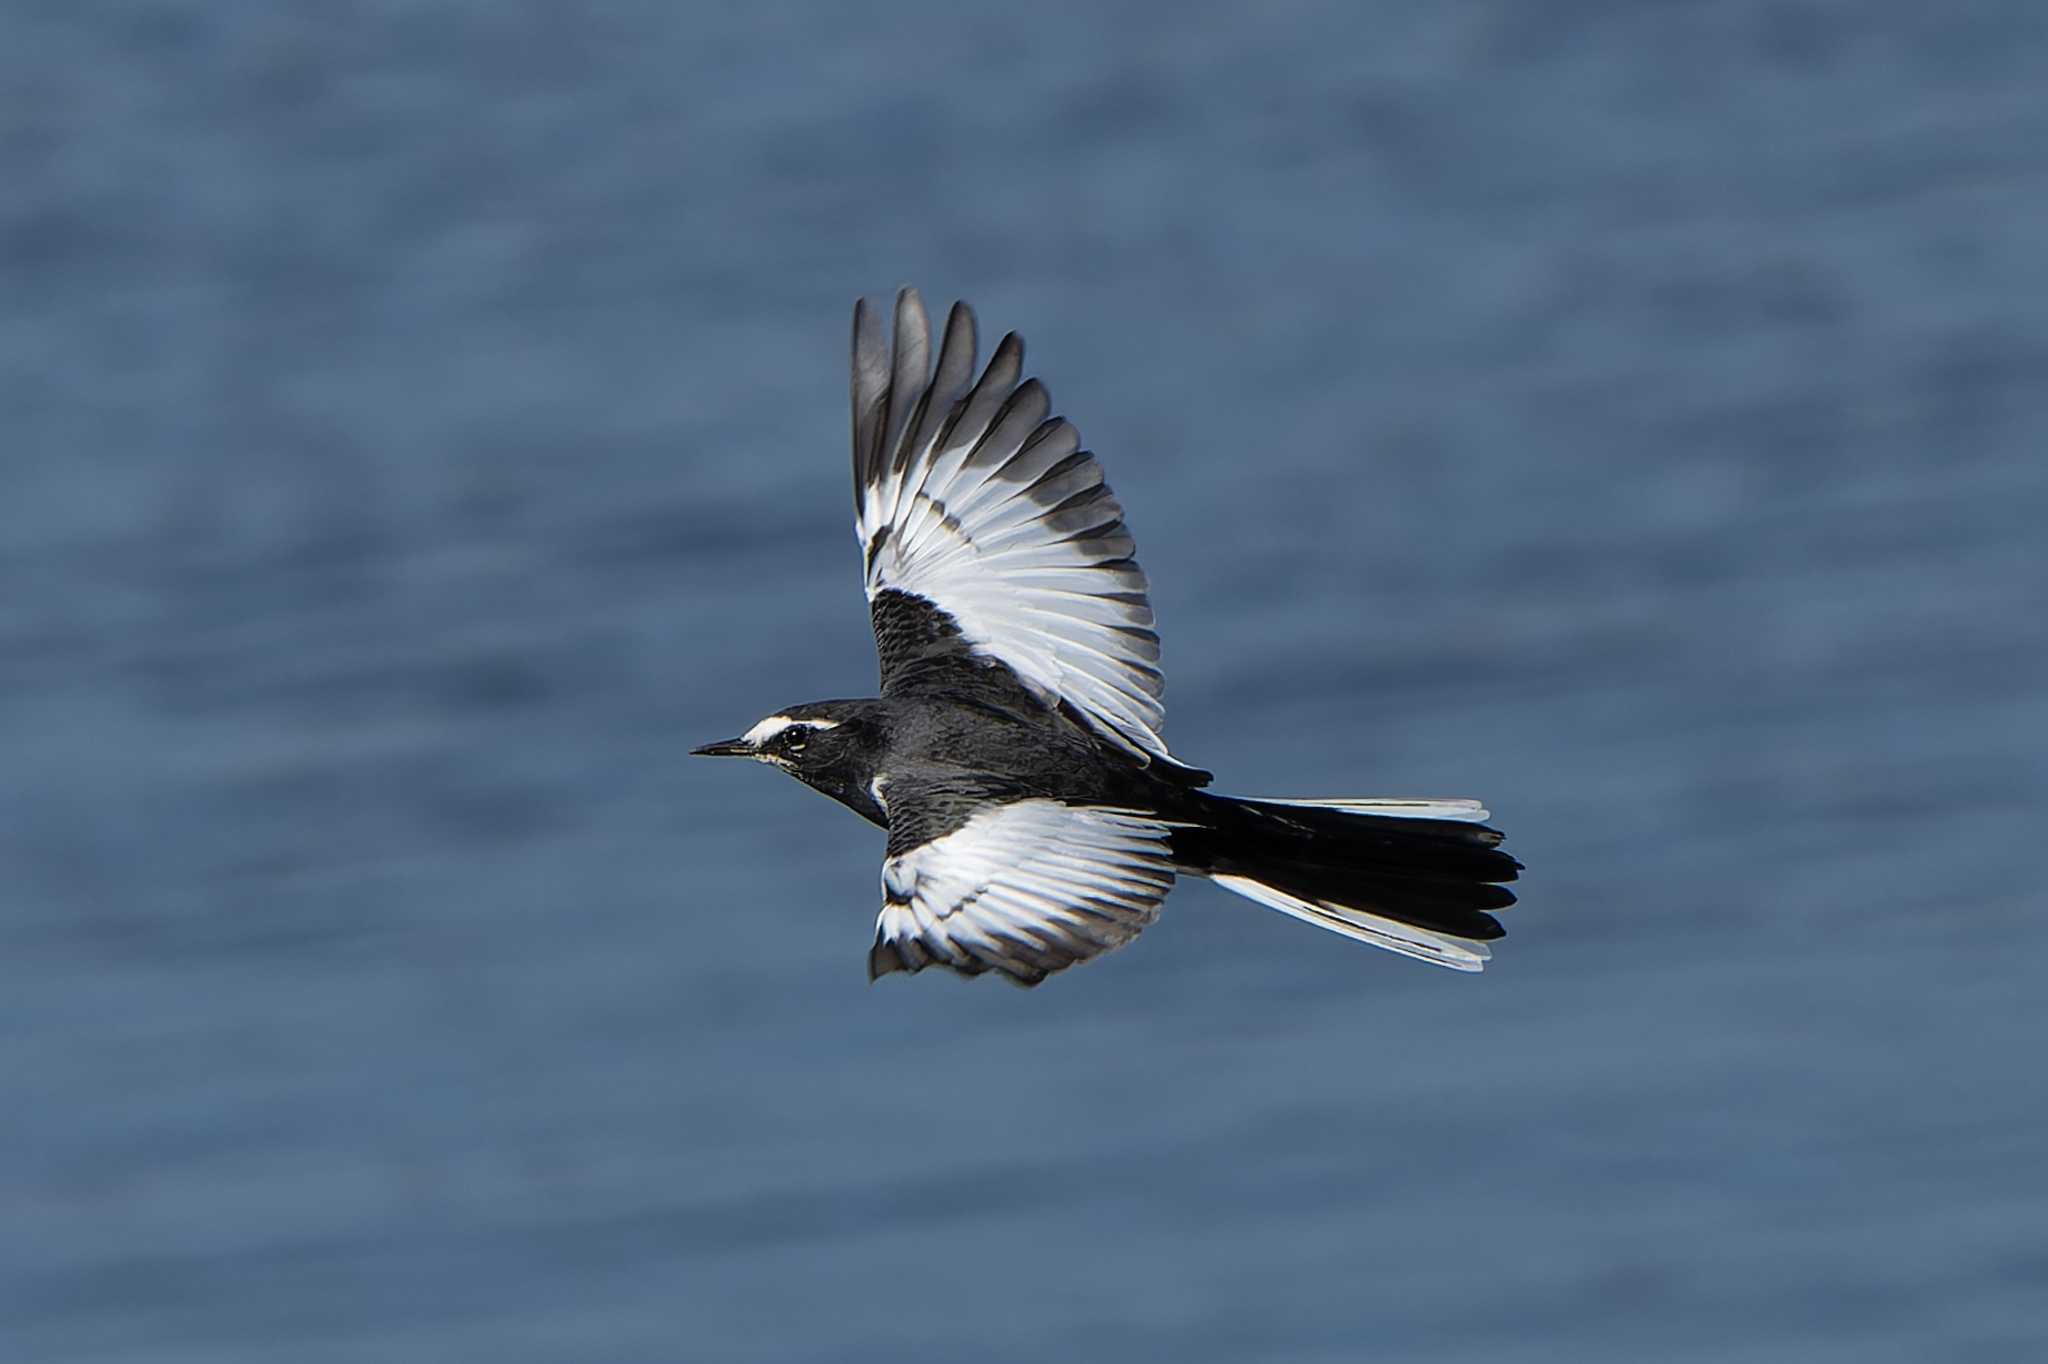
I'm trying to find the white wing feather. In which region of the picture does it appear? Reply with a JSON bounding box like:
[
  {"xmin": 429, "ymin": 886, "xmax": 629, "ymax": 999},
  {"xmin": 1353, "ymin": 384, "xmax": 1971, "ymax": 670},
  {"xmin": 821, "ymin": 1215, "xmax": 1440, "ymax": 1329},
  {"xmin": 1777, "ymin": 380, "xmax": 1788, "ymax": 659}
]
[{"xmin": 872, "ymin": 801, "xmax": 1179, "ymax": 984}]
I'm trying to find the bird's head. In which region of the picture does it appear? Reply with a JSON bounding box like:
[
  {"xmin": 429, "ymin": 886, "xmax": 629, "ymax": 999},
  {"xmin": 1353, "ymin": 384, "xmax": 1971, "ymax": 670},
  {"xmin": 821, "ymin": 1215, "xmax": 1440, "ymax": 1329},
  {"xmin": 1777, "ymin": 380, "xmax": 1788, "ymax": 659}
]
[{"xmin": 692, "ymin": 702, "xmax": 888, "ymax": 822}]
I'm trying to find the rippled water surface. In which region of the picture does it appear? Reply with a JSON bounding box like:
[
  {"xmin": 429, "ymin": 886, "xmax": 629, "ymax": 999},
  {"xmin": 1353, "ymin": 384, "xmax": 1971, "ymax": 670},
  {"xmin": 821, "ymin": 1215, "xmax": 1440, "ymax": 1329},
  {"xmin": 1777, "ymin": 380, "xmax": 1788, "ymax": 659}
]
[{"xmin": 7, "ymin": 4, "xmax": 2047, "ymax": 1360}]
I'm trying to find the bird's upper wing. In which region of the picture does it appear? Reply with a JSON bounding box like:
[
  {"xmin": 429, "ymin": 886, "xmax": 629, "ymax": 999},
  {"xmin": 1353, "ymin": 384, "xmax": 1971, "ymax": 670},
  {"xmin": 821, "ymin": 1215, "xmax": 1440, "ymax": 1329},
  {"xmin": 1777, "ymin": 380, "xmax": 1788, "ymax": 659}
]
[
  {"xmin": 870, "ymin": 793, "xmax": 1178, "ymax": 986},
  {"xmin": 851, "ymin": 289, "xmax": 1188, "ymax": 772}
]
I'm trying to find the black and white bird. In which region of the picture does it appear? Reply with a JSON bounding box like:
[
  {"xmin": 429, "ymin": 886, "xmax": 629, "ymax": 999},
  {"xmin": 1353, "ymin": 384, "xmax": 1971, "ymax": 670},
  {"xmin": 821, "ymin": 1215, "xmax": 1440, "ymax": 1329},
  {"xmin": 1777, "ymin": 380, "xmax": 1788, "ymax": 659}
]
[{"xmin": 695, "ymin": 290, "xmax": 1522, "ymax": 986}]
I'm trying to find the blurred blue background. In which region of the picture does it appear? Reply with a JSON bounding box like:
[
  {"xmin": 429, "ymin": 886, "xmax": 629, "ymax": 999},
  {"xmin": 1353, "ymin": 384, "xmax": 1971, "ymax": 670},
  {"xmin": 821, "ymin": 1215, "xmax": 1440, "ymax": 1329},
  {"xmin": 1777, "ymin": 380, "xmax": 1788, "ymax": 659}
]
[{"xmin": 6, "ymin": 3, "xmax": 2046, "ymax": 1360}]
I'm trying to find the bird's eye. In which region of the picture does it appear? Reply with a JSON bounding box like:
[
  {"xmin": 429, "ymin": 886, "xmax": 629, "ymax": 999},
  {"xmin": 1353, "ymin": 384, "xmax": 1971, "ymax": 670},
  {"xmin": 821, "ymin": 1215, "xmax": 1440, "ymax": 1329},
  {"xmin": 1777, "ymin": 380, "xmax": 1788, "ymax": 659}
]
[{"xmin": 784, "ymin": 727, "xmax": 809, "ymax": 752}]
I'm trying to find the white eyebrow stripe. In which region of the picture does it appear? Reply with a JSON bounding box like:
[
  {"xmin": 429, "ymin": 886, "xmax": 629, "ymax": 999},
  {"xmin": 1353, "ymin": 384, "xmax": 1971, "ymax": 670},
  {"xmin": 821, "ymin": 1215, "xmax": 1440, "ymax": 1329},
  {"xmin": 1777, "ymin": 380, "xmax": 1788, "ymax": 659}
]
[{"xmin": 740, "ymin": 715, "xmax": 840, "ymax": 746}]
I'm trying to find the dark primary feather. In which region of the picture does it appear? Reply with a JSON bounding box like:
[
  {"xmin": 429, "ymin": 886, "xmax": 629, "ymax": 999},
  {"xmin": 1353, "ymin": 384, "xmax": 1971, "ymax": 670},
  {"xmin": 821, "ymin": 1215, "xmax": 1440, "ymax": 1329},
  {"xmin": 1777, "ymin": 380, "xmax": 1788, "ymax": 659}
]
[
  {"xmin": 850, "ymin": 299, "xmax": 890, "ymax": 480},
  {"xmin": 937, "ymin": 330, "xmax": 1026, "ymax": 478},
  {"xmin": 904, "ymin": 302, "xmax": 977, "ymax": 478},
  {"xmin": 883, "ymin": 289, "xmax": 930, "ymax": 470}
]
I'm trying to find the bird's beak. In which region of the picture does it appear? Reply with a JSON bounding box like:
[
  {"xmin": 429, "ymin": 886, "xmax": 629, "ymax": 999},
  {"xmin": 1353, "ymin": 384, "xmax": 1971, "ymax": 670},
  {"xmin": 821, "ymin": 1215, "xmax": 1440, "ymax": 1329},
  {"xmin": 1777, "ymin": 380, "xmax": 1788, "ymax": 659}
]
[{"xmin": 690, "ymin": 738, "xmax": 754, "ymax": 758}]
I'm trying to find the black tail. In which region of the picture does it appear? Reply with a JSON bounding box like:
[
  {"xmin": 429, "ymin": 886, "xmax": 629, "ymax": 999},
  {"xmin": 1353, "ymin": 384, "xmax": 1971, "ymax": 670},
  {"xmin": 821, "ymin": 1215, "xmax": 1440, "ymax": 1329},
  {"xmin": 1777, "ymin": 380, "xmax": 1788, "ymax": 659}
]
[{"xmin": 1170, "ymin": 795, "xmax": 1523, "ymax": 971}]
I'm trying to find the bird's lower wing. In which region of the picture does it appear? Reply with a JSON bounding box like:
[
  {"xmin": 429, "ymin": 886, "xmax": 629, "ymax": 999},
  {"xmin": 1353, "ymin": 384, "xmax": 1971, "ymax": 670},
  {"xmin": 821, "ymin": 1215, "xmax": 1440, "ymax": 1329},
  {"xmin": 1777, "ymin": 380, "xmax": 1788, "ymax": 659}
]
[{"xmin": 870, "ymin": 795, "xmax": 1179, "ymax": 987}]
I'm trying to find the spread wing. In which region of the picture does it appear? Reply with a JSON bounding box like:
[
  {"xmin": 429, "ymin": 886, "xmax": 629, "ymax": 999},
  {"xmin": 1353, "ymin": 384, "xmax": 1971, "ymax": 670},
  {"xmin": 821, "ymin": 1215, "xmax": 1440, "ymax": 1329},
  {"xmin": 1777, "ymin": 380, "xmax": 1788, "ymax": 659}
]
[
  {"xmin": 869, "ymin": 796, "xmax": 1179, "ymax": 987},
  {"xmin": 852, "ymin": 289, "xmax": 1192, "ymax": 774}
]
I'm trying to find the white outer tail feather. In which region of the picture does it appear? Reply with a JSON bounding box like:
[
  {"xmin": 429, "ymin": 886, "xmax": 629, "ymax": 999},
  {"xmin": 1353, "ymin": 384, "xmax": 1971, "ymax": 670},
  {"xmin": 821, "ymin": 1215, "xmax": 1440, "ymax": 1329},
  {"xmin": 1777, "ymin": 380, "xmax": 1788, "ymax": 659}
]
[
  {"xmin": 1250, "ymin": 796, "xmax": 1491, "ymax": 823},
  {"xmin": 1204, "ymin": 794, "xmax": 1499, "ymax": 972},
  {"xmin": 1209, "ymin": 874, "xmax": 1493, "ymax": 972}
]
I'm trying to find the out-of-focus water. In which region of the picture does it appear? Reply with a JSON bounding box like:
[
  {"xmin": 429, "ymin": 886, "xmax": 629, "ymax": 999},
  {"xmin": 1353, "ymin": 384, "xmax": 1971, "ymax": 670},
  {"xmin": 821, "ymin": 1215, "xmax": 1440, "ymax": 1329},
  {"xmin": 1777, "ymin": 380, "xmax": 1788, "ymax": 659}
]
[{"xmin": 6, "ymin": 4, "xmax": 2046, "ymax": 1360}]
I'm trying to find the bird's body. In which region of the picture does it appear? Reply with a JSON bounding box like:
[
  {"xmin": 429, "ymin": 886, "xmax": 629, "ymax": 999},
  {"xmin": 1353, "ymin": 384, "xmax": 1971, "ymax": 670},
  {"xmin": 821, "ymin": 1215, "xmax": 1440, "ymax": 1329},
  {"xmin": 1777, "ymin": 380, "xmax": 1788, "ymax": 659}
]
[{"xmin": 696, "ymin": 290, "xmax": 1522, "ymax": 986}]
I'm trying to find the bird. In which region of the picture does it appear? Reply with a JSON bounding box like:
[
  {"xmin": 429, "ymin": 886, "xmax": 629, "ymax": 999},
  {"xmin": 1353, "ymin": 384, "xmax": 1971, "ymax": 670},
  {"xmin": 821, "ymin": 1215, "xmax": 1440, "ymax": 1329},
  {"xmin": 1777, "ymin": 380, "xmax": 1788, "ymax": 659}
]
[{"xmin": 694, "ymin": 289, "xmax": 1522, "ymax": 986}]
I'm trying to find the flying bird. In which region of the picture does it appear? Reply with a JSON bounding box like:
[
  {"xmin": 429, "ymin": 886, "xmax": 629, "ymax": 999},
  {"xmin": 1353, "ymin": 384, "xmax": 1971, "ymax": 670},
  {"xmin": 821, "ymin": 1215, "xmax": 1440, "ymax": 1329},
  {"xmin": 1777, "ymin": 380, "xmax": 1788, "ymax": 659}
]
[{"xmin": 695, "ymin": 290, "xmax": 1522, "ymax": 986}]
